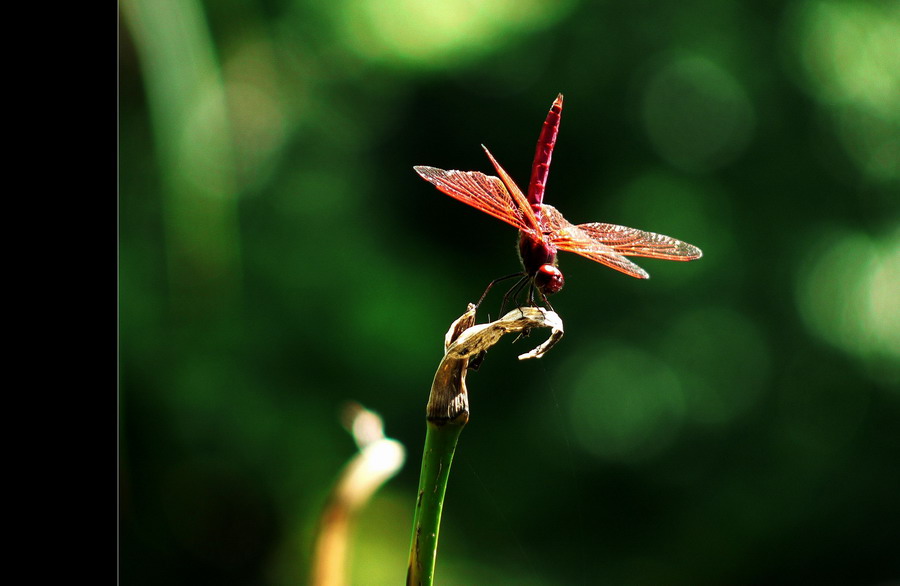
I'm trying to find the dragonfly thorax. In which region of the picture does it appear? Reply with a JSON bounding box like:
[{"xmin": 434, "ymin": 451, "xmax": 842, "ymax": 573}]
[{"xmin": 518, "ymin": 233, "xmax": 563, "ymax": 295}]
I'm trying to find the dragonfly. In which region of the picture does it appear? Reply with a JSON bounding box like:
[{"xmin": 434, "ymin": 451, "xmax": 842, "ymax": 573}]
[{"xmin": 414, "ymin": 93, "xmax": 702, "ymax": 309}]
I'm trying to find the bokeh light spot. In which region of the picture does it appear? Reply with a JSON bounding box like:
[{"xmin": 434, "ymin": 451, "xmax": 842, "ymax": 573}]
[
  {"xmin": 566, "ymin": 344, "xmax": 684, "ymax": 463},
  {"xmin": 795, "ymin": 1, "xmax": 899, "ymax": 116},
  {"xmin": 796, "ymin": 227, "xmax": 900, "ymax": 382},
  {"xmin": 640, "ymin": 53, "xmax": 755, "ymax": 172},
  {"xmin": 662, "ymin": 307, "xmax": 771, "ymax": 427},
  {"xmin": 334, "ymin": 0, "xmax": 575, "ymax": 68},
  {"xmin": 788, "ymin": 0, "xmax": 900, "ymax": 181},
  {"xmin": 222, "ymin": 36, "xmax": 290, "ymax": 192}
]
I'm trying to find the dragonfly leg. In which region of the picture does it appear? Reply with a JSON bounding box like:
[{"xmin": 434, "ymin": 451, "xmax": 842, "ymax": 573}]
[
  {"xmin": 476, "ymin": 272, "xmax": 525, "ymax": 308},
  {"xmin": 499, "ymin": 275, "xmax": 531, "ymax": 316},
  {"xmin": 526, "ymin": 282, "xmax": 537, "ymax": 306},
  {"xmin": 536, "ymin": 288, "xmax": 556, "ymax": 313}
]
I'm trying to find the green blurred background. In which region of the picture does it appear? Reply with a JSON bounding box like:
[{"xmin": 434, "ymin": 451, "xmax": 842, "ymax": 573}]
[{"xmin": 119, "ymin": 0, "xmax": 899, "ymax": 583}]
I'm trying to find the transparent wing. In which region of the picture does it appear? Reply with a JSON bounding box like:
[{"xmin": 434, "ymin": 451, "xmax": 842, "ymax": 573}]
[
  {"xmin": 480, "ymin": 146, "xmax": 541, "ymax": 232},
  {"xmin": 414, "ymin": 166, "xmax": 538, "ymax": 235},
  {"xmin": 542, "ymin": 206, "xmax": 650, "ymax": 278},
  {"xmin": 575, "ymin": 221, "xmax": 703, "ymax": 260},
  {"xmin": 543, "ymin": 205, "xmax": 703, "ymax": 279}
]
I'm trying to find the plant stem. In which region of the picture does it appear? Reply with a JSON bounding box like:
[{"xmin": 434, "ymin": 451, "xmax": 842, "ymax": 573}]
[
  {"xmin": 406, "ymin": 305, "xmax": 564, "ymax": 585},
  {"xmin": 407, "ymin": 414, "xmax": 467, "ymax": 586},
  {"xmin": 311, "ymin": 404, "xmax": 405, "ymax": 586}
]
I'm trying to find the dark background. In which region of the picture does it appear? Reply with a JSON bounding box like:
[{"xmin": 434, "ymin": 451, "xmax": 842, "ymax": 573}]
[{"xmin": 119, "ymin": 0, "xmax": 899, "ymax": 584}]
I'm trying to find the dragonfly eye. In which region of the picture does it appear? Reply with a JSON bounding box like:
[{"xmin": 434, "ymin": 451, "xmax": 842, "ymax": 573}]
[{"xmin": 535, "ymin": 264, "xmax": 564, "ymax": 295}]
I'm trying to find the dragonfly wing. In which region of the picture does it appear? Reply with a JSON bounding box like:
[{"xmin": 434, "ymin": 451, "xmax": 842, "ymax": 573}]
[
  {"xmin": 575, "ymin": 221, "xmax": 703, "ymax": 260},
  {"xmin": 481, "ymin": 146, "xmax": 542, "ymax": 233},
  {"xmin": 542, "ymin": 205, "xmax": 651, "ymax": 279},
  {"xmin": 414, "ymin": 166, "xmax": 536, "ymax": 234}
]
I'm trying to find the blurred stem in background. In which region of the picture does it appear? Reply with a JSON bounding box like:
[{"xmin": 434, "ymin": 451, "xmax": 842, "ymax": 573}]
[
  {"xmin": 311, "ymin": 403, "xmax": 405, "ymax": 586},
  {"xmin": 122, "ymin": 0, "xmax": 242, "ymax": 313}
]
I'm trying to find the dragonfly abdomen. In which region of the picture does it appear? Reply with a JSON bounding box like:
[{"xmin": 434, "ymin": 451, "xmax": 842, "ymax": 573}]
[{"xmin": 527, "ymin": 93, "xmax": 564, "ymax": 208}]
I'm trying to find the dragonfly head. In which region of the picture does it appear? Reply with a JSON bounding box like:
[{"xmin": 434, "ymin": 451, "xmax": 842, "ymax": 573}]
[{"xmin": 534, "ymin": 264, "xmax": 564, "ymax": 295}]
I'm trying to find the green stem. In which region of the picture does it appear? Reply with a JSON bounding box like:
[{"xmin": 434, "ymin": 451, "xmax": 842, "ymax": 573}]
[
  {"xmin": 405, "ymin": 305, "xmax": 563, "ymax": 585},
  {"xmin": 407, "ymin": 415, "xmax": 466, "ymax": 586}
]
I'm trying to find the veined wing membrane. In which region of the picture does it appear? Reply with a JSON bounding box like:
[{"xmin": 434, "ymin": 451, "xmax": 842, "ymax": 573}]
[
  {"xmin": 539, "ymin": 206, "xmax": 646, "ymax": 278},
  {"xmin": 542, "ymin": 205, "xmax": 701, "ymax": 260},
  {"xmin": 576, "ymin": 222, "xmax": 703, "ymax": 260},
  {"xmin": 542, "ymin": 204, "xmax": 701, "ymax": 279},
  {"xmin": 414, "ymin": 166, "xmax": 535, "ymax": 234},
  {"xmin": 481, "ymin": 145, "xmax": 541, "ymax": 232},
  {"xmin": 551, "ymin": 231, "xmax": 652, "ymax": 279}
]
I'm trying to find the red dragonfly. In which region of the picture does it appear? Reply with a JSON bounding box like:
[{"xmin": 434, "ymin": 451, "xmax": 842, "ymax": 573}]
[{"xmin": 415, "ymin": 94, "xmax": 702, "ymax": 307}]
